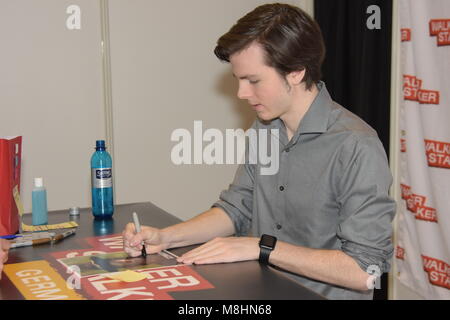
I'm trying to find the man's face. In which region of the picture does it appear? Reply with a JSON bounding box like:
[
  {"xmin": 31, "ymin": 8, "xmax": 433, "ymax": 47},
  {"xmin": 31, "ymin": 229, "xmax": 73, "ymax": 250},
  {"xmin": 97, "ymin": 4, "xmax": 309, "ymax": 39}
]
[{"xmin": 230, "ymin": 42, "xmax": 293, "ymax": 122}]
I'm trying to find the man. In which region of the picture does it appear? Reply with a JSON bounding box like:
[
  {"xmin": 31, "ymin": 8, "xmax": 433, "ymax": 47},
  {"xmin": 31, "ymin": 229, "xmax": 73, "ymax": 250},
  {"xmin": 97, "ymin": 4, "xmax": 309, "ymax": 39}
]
[
  {"xmin": 123, "ymin": 3, "xmax": 395, "ymax": 300},
  {"xmin": 0, "ymin": 239, "xmax": 10, "ymax": 280}
]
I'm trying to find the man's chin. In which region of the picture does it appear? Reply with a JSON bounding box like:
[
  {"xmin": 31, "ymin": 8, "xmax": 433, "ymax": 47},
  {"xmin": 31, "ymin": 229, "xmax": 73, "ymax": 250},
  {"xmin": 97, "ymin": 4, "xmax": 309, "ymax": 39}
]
[{"xmin": 256, "ymin": 113, "xmax": 276, "ymax": 123}]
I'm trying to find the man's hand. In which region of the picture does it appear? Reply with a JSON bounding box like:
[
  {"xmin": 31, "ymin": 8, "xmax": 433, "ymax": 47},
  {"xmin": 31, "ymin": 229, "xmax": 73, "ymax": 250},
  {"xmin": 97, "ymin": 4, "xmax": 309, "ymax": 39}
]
[
  {"xmin": 0, "ymin": 239, "xmax": 11, "ymax": 280},
  {"xmin": 122, "ymin": 207, "xmax": 235, "ymax": 259},
  {"xmin": 177, "ymin": 237, "xmax": 259, "ymax": 265},
  {"xmin": 122, "ymin": 223, "xmax": 167, "ymax": 257}
]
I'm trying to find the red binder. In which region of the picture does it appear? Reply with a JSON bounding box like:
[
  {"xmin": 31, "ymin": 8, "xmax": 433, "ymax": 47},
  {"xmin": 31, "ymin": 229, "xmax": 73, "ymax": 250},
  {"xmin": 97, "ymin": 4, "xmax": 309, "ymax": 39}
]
[{"xmin": 0, "ymin": 136, "xmax": 22, "ymax": 236}]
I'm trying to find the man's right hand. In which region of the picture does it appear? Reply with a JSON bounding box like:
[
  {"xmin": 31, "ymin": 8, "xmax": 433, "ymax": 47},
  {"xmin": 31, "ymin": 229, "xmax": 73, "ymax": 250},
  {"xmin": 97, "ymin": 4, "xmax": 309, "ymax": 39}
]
[
  {"xmin": 122, "ymin": 207, "xmax": 235, "ymax": 258},
  {"xmin": 122, "ymin": 223, "xmax": 168, "ymax": 257}
]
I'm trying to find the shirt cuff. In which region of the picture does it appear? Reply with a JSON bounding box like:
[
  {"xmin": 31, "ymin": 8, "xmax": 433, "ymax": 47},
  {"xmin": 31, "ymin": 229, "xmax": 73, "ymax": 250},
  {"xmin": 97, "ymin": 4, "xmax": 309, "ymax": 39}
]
[{"xmin": 341, "ymin": 240, "xmax": 394, "ymax": 274}]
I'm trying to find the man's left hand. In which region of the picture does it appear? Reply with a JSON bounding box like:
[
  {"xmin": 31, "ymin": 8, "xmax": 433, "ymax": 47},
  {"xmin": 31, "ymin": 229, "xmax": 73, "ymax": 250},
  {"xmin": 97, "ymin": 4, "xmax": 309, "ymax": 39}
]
[{"xmin": 177, "ymin": 237, "xmax": 259, "ymax": 265}]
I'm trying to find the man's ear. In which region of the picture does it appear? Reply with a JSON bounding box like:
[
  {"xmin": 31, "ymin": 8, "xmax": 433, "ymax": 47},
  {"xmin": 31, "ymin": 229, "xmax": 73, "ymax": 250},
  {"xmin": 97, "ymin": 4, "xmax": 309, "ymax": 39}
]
[{"xmin": 287, "ymin": 69, "xmax": 306, "ymax": 86}]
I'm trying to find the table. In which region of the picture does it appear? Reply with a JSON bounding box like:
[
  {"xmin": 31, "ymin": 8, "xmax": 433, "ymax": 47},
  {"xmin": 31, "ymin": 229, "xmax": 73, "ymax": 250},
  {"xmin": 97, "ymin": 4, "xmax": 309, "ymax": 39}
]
[{"xmin": 0, "ymin": 202, "xmax": 325, "ymax": 300}]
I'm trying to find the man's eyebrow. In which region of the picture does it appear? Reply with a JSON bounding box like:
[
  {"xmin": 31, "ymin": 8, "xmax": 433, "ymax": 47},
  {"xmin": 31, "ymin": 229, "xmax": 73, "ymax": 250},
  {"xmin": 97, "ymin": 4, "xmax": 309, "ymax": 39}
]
[{"xmin": 232, "ymin": 73, "xmax": 258, "ymax": 79}]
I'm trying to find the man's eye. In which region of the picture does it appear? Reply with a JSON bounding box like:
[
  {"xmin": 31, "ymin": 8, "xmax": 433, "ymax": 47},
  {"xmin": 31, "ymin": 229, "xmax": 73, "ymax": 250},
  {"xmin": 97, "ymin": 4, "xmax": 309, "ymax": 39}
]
[{"xmin": 249, "ymin": 80, "xmax": 260, "ymax": 84}]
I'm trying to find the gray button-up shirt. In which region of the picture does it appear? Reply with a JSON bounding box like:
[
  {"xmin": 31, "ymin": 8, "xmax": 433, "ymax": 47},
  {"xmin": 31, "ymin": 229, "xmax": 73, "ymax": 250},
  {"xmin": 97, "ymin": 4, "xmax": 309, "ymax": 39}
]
[{"xmin": 213, "ymin": 82, "xmax": 395, "ymax": 300}]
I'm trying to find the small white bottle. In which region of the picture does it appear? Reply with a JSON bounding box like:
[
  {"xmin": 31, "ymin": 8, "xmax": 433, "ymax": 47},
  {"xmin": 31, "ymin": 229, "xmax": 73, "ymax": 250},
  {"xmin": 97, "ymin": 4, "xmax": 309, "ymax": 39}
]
[{"xmin": 32, "ymin": 177, "xmax": 48, "ymax": 225}]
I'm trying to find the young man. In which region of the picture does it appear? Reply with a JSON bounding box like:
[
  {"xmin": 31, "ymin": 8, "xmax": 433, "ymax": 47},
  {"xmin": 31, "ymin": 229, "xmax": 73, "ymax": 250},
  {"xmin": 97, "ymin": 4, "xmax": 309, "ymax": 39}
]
[{"xmin": 123, "ymin": 3, "xmax": 395, "ymax": 300}]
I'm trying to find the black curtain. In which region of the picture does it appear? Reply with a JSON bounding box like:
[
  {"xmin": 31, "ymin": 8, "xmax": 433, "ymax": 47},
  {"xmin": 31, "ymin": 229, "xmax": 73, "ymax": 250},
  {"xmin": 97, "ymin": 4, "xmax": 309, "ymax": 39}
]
[
  {"xmin": 314, "ymin": 0, "xmax": 393, "ymax": 300},
  {"xmin": 315, "ymin": 0, "xmax": 392, "ymax": 154}
]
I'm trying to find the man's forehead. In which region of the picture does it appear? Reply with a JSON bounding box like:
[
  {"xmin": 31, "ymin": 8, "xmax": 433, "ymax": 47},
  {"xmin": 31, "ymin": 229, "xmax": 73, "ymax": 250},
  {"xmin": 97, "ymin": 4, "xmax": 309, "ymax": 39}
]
[
  {"xmin": 230, "ymin": 42, "xmax": 271, "ymax": 77},
  {"xmin": 230, "ymin": 55, "xmax": 268, "ymax": 79}
]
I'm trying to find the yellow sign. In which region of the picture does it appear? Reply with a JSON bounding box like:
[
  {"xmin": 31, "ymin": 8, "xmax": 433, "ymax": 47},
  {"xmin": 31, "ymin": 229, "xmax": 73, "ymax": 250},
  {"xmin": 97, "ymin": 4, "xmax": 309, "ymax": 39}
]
[
  {"xmin": 21, "ymin": 221, "xmax": 79, "ymax": 232},
  {"xmin": 3, "ymin": 260, "xmax": 84, "ymax": 300}
]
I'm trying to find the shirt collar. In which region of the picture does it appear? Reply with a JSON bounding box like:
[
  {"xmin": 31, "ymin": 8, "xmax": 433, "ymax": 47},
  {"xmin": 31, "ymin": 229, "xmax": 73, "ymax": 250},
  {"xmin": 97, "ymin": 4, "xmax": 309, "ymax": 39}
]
[
  {"xmin": 268, "ymin": 81, "xmax": 334, "ymax": 143},
  {"xmin": 296, "ymin": 81, "xmax": 333, "ymax": 135}
]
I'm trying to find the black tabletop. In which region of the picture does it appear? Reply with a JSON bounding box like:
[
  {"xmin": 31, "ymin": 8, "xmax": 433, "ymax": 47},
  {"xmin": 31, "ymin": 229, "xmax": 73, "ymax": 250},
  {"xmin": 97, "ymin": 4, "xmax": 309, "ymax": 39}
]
[{"xmin": 0, "ymin": 202, "xmax": 324, "ymax": 300}]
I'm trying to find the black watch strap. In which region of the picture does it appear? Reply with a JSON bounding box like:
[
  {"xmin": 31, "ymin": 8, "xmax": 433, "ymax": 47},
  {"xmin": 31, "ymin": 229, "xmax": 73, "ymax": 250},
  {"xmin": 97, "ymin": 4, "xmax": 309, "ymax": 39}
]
[
  {"xmin": 259, "ymin": 246, "xmax": 272, "ymax": 265},
  {"xmin": 259, "ymin": 234, "xmax": 277, "ymax": 265}
]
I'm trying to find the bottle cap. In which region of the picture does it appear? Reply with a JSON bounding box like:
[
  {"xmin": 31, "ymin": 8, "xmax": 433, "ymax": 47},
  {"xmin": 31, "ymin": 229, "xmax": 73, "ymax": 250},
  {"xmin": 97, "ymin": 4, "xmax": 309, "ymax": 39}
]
[
  {"xmin": 96, "ymin": 140, "xmax": 106, "ymax": 150},
  {"xmin": 69, "ymin": 207, "xmax": 80, "ymax": 216},
  {"xmin": 34, "ymin": 177, "xmax": 43, "ymax": 188}
]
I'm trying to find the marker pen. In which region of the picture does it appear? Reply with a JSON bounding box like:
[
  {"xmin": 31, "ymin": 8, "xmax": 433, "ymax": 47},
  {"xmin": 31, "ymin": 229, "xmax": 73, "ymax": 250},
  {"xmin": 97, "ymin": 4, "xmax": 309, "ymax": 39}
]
[{"xmin": 132, "ymin": 212, "xmax": 147, "ymax": 257}]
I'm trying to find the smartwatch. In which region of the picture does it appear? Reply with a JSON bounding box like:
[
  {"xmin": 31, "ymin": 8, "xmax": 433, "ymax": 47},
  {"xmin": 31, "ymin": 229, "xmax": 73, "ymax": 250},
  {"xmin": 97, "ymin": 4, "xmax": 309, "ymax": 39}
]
[{"xmin": 259, "ymin": 234, "xmax": 277, "ymax": 265}]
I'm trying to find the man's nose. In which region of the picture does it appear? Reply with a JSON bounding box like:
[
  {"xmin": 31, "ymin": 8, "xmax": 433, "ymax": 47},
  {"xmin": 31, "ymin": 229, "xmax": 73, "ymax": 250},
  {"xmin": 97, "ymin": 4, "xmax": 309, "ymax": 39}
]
[{"xmin": 237, "ymin": 82, "xmax": 252, "ymax": 100}]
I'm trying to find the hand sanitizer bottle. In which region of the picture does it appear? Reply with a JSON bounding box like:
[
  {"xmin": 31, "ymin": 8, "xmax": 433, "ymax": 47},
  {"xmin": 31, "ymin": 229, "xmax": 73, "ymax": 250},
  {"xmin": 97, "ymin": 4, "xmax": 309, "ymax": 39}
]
[{"xmin": 32, "ymin": 177, "xmax": 48, "ymax": 225}]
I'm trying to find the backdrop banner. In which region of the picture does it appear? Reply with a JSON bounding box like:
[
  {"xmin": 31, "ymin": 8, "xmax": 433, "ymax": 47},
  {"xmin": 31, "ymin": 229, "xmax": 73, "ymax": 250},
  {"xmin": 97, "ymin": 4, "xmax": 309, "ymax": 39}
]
[{"xmin": 396, "ymin": 0, "xmax": 450, "ymax": 299}]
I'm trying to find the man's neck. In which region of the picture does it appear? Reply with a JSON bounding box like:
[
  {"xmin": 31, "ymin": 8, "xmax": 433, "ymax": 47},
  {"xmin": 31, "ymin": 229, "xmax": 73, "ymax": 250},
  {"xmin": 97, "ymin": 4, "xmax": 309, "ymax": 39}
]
[{"xmin": 281, "ymin": 83, "xmax": 319, "ymax": 141}]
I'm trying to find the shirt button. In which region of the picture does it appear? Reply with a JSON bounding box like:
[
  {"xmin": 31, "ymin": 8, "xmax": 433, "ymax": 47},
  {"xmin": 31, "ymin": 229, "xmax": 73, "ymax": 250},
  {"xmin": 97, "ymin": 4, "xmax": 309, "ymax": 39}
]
[
  {"xmin": 276, "ymin": 224, "xmax": 282, "ymax": 230},
  {"xmin": 279, "ymin": 186, "xmax": 285, "ymax": 191}
]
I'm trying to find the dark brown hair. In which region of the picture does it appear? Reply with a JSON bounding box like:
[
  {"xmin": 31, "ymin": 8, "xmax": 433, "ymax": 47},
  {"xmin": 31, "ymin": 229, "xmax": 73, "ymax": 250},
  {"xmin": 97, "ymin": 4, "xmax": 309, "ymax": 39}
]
[{"xmin": 214, "ymin": 3, "xmax": 325, "ymax": 90}]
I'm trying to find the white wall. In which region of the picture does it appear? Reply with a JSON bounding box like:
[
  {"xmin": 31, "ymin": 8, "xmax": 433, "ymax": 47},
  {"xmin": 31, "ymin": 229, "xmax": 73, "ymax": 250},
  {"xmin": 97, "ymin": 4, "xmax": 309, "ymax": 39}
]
[
  {"xmin": 0, "ymin": 0, "xmax": 105, "ymax": 213},
  {"xmin": 0, "ymin": 0, "xmax": 311, "ymax": 218}
]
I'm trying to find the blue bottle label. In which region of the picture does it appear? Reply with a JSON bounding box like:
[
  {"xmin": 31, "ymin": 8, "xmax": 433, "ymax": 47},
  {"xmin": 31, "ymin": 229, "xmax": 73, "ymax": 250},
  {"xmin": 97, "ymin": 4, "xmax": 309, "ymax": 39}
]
[{"xmin": 92, "ymin": 168, "xmax": 112, "ymax": 188}]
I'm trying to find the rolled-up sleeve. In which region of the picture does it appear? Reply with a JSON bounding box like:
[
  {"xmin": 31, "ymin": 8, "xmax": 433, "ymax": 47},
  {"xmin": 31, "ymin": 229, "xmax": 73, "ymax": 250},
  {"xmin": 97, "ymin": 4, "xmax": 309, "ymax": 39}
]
[
  {"xmin": 336, "ymin": 135, "xmax": 396, "ymax": 274},
  {"xmin": 212, "ymin": 162, "xmax": 255, "ymax": 236}
]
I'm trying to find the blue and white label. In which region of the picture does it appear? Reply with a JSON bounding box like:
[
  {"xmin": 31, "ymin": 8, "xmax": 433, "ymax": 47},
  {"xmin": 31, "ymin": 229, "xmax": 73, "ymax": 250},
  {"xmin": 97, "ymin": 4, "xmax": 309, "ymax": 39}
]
[{"xmin": 92, "ymin": 168, "xmax": 112, "ymax": 188}]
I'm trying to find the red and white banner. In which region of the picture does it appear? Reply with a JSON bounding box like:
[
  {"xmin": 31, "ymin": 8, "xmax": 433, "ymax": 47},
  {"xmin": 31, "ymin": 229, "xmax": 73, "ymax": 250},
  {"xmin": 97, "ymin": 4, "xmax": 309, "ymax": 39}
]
[{"xmin": 397, "ymin": 0, "xmax": 450, "ymax": 299}]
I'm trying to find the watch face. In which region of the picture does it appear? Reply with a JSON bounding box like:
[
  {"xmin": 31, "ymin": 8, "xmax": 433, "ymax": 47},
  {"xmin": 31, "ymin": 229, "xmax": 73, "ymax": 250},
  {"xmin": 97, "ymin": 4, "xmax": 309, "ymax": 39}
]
[{"xmin": 260, "ymin": 235, "xmax": 277, "ymax": 249}]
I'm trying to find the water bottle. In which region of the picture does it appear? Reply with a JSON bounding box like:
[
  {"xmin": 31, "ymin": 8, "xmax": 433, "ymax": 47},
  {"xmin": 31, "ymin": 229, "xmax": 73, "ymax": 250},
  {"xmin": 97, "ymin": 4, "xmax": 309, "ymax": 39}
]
[
  {"xmin": 91, "ymin": 140, "xmax": 114, "ymax": 219},
  {"xmin": 32, "ymin": 177, "xmax": 48, "ymax": 225}
]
